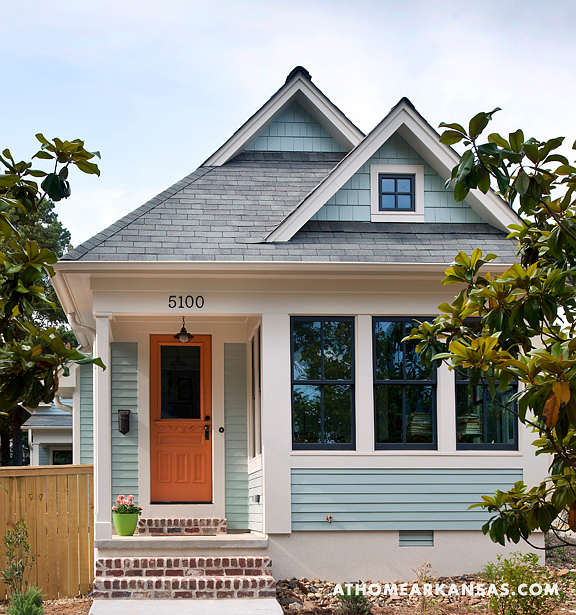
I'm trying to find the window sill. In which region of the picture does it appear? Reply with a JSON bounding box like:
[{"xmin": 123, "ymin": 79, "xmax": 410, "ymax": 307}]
[
  {"xmin": 290, "ymin": 450, "xmax": 523, "ymax": 457},
  {"xmin": 371, "ymin": 212, "xmax": 425, "ymax": 223}
]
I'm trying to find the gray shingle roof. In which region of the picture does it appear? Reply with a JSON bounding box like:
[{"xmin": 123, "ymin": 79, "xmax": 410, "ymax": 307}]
[
  {"xmin": 22, "ymin": 405, "xmax": 72, "ymax": 428},
  {"xmin": 62, "ymin": 152, "xmax": 516, "ymax": 264}
]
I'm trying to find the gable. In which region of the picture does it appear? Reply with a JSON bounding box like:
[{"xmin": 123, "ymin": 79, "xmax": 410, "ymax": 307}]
[
  {"xmin": 312, "ymin": 134, "xmax": 483, "ymax": 223},
  {"xmin": 243, "ymin": 101, "xmax": 348, "ymax": 153}
]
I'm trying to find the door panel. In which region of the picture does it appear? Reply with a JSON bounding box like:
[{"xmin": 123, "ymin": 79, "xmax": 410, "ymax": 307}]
[{"xmin": 150, "ymin": 335, "xmax": 212, "ymax": 503}]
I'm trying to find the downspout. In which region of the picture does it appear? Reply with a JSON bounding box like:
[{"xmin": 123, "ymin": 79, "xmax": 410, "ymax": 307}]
[{"xmin": 67, "ymin": 312, "xmax": 96, "ymax": 350}]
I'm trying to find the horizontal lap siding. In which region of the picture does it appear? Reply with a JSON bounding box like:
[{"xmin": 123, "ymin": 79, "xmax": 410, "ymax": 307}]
[
  {"xmin": 111, "ymin": 343, "xmax": 139, "ymax": 503},
  {"xmin": 79, "ymin": 365, "xmax": 93, "ymax": 464},
  {"xmin": 225, "ymin": 343, "xmax": 249, "ymax": 529},
  {"xmin": 291, "ymin": 468, "xmax": 522, "ymax": 531},
  {"xmin": 248, "ymin": 469, "xmax": 263, "ymax": 532}
]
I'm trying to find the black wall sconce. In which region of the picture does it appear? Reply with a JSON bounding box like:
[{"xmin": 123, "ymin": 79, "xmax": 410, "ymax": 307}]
[{"xmin": 118, "ymin": 409, "xmax": 131, "ymax": 434}]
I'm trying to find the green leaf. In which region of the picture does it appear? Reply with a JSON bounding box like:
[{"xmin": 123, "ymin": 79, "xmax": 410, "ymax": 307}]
[
  {"xmin": 439, "ymin": 122, "xmax": 466, "ymax": 133},
  {"xmin": 33, "ymin": 151, "xmax": 54, "ymax": 160},
  {"xmin": 488, "ymin": 133, "xmax": 510, "ymax": 148},
  {"xmin": 440, "ymin": 130, "xmax": 465, "ymax": 146},
  {"xmin": 453, "ymin": 180, "xmax": 470, "ymax": 201},
  {"xmin": 509, "ymin": 129, "xmax": 524, "ymax": 152},
  {"xmin": 35, "ymin": 133, "xmax": 49, "ymax": 145},
  {"xmin": 469, "ymin": 112, "xmax": 489, "ymax": 139},
  {"xmin": 75, "ymin": 160, "xmax": 100, "ymax": 176}
]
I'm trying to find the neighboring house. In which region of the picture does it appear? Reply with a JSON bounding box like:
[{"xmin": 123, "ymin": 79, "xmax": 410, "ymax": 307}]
[
  {"xmin": 22, "ymin": 403, "xmax": 73, "ymax": 465},
  {"xmin": 52, "ymin": 67, "xmax": 548, "ymax": 598},
  {"xmin": 21, "ymin": 365, "xmax": 76, "ymax": 466}
]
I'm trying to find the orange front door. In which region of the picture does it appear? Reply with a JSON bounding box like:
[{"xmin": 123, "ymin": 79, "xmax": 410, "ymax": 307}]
[{"xmin": 150, "ymin": 335, "xmax": 212, "ymax": 503}]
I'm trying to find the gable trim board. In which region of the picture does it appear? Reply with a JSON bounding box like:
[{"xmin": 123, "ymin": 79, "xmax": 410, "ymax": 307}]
[
  {"xmin": 266, "ymin": 99, "xmax": 521, "ymax": 242},
  {"xmin": 204, "ymin": 67, "xmax": 364, "ymax": 166}
]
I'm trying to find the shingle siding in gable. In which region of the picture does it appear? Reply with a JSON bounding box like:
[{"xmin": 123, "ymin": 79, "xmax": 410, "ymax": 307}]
[
  {"xmin": 244, "ymin": 102, "xmax": 347, "ymax": 153},
  {"xmin": 312, "ymin": 134, "xmax": 483, "ymax": 224}
]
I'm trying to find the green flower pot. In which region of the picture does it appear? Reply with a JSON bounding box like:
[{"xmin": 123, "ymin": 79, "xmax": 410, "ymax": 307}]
[{"xmin": 113, "ymin": 512, "xmax": 139, "ymax": 536}]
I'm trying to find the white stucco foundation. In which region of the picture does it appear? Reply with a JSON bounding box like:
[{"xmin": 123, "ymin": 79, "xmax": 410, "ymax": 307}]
[{"xmin": 267, "ymin": 531, "xmax": 545, "ymax": 581}]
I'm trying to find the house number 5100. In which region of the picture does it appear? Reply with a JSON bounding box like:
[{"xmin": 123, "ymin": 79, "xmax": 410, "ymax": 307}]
[{"xmin": 168, "ymin": 295, "xmax": 205, "ymax": 309}]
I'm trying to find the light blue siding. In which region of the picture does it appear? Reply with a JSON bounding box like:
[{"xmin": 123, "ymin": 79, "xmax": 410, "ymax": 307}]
[
  {"xmin": 399, "ymin": 530, "xmax": 434, "ymax": 547},
  {"xmin": 224, "ymin": 343, "xmax": 249, "ymax": 529},
  {"xmin": 244, "ymin": 101, "xmax": 347, "ymax": 153},
  {"xmin": 111, "ymin": 343, "xmax": 139, "ymax": 503},
  {"xmin": 248, "ymin": 469, "xmax": 263, "ymax": 532},
  {"xmin": 312, "ymin": 134, "xmax": 483, "ymax": 223},
  {"xmin": 79, "ymin": 364, "xmax": 93, "ymax": 464},
  {"xmin": 291, "ymin": 468, "xmax": 523, "ymax": 531},
  {"xmin": 39, "ymin": 446, "xmax": 51, "ymax": 465}
]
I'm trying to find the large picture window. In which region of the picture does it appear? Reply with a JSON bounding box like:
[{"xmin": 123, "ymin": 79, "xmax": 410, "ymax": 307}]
[
  {"xmin": 291, "ymin": 316, "xmax": 355, "ymax": 449},
  {"xmin": 456, "ymin": 370, "xmax": 518, "ymax": 450},
  {"xmin": 373, "ymin": 317, "xmax": 436, "ymax": 449}
]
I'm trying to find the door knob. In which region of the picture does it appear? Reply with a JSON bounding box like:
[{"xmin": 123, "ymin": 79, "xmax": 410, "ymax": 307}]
[{"xmin": 204, "ymin": 424, "xmax": 210, "ymax": 440}]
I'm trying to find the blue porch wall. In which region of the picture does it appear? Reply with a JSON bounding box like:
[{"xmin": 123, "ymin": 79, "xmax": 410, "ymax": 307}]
[
  {"xmin": 79, "ymin": 365, "xmax": 93, "ymax": 464},
  {"xmin": 243, "ymin": 101, "xmax": 347, "ymax": 153},
  {"xmin": 110, "ymin": 342, "xmax": 139, "ymax": 503},
  {"xmin": 291, "ymin": 468, "xmax": 522, "ymax": 531},
  {"xmin": 312, "ymin": 134, "xmax": 483, "ymax": 223},
  {"xmin": 224, "ymin": 343, "xmax": 249, "ymax": 529}
]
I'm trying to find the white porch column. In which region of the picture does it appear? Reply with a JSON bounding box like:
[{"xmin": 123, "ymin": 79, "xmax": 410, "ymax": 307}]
[
  {"xmin": 93, "ymin": 315, "xmax": 112, "ymax": 540},
  {"xmin": 355, "ymin": 315, "xmax": 374, "ymax": 452},
  {"xmin": 260, "ymin": 313, "xmax": 291, "ymax": 534},
  {"xmin": 437, "ymin": 362, "xmax": 456, "ymax": 451}
]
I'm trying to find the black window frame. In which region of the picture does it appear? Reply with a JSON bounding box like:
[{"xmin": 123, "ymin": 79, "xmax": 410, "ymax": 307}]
[
  {"xmin": 378, "ymin": 174, "xmax": 415, "ymax": 212},
  {"xmin": 373, "ymin": 316, "xmax": 437, "ymax": 450},
  {"xmin": 455, "ymin": 369, "xmax": 518, "ymax": 451},
  {"xmin": 290, "ymin": 316, "xmax": 356, "ymax": 451}
]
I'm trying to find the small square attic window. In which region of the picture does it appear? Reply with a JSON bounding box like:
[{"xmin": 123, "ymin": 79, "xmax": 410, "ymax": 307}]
[
  {"xmin": 379, "ymin": 174, "xmax": 415, "ymax": 211},
  {"xmin": 370, "ymin": 164, "xmax": 424, "ymax": 222}
]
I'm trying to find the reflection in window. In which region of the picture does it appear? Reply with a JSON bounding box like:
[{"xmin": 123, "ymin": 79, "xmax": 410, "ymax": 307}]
[
  {"xmin": 291, "ymin": 317, "xmax": 354, "ymax": 449},
  {"xmin": 161, "ymin": 345, "xmax": 201, "ymax": 419},
  {"xmin": 373, "ymin": 318, "xmax": 436, "ymax": 449},
  {"xmin": 456, "ymin": 370, "xmax": 517, "ymax": 449}
]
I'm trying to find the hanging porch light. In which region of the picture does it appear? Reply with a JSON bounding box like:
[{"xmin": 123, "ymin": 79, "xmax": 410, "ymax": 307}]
[{"xmin": 174, "ymin": 317, "xmax": 193, "ymax": 343}]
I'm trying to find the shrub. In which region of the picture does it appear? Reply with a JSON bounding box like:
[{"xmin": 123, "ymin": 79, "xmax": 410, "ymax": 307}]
[
  {"xmin": 1, "ymin": 521, "xmax": 35, "ymax": 596},
  {"xmin": 481, "ymin": 552, "xmax": 562, "ymax": 615},
  {"xmin": 336, "ymin": 584, "xmax": 371, "ymax": 615},
  {"xmin": 7, "ymin": 587, "xmax": 43, "ymax": 615}
]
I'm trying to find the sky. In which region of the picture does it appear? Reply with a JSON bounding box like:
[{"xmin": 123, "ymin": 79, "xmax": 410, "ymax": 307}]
[{"xmin": 1, "ymin": 0, "xmax": 575, "ymax": 247}]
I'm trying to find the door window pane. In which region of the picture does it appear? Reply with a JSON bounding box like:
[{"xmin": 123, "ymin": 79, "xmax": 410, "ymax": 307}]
[{"xmin": 161, "ymin": 345, "xmax": 201, "ymax": 419}]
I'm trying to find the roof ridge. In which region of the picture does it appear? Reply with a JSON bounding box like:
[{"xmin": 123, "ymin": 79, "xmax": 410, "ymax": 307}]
[{"xmin": 62, "ymin": 166, "xmax": 214, "ymax": 260}]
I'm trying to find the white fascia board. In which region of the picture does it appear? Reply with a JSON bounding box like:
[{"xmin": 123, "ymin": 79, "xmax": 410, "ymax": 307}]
[
  {"xmin": 203, "ymin": 76, "xmax": 364, "ymax": 167},
  {"xmin": 266, "ymin": 102, "xmax": 521, "ymax": 242}
]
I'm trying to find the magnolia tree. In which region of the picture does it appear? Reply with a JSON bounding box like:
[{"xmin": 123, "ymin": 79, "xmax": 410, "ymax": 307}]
[
  {"xmin": 0, "ymin": 135, "xmax": 104, "ymax": 418},
  {"xmin": 407, "ymin": 109, "xmax": 576, "ymax": 549}
]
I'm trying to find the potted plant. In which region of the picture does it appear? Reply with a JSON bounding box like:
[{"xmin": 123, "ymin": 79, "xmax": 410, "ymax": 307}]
[{"xmin": 112, "ymin": 495, "xmax": 142, "ymax": 536}]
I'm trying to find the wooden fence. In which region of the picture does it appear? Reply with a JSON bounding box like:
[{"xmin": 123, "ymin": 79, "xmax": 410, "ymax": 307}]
[{"xmin": 0, "ymin": 465, "xmax": 93, "ymax": 600}]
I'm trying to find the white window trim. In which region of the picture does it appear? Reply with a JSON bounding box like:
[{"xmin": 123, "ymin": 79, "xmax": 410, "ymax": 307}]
[{"xmin": 370, "ymin": 164, "xmax": 425, "ymax": 222}]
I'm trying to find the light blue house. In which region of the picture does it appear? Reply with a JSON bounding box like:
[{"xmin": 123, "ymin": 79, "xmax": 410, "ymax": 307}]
[{"xmin": 52, "ymin": 66, "xmax": 546, "ymax": 602}]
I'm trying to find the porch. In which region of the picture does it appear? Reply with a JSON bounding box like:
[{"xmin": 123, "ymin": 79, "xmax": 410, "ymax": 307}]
[{"xmin": 87, "ymin": 313, "xmax": 268, "ymax": 542}]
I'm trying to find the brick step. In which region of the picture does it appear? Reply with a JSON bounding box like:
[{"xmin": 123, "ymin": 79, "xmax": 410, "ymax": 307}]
[
  {"xmin": 137, "ymin": 517, "xmax": 227, "ymax": 536},
  {"xmin": 93, "ymin": 575, "xmax": 276, "ymax": 599},
  {"xmin": 95, "ymin": 556, "xmax": 272, "ymax": 577}
]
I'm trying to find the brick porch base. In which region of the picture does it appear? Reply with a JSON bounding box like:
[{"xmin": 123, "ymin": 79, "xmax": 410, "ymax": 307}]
[
  {"xmin": 136, "ymin": 517, "xmax": 227, "ymax": 536},
  {"xmin": 93, "ymin": 556, "xmax": 275, "ymax": 600}
]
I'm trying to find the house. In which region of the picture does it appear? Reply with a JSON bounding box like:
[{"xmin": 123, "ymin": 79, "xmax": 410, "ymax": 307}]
[
  {"xmin": 52, "ymin": 66, "xmax": 547, "ymax": 601},
  {"xmin": 22, "ymin": 403, "xmax": 73, "ymax": 465},
  {"xmin": 21, "ymin": 365, "xmax": 76, "ymax": 466}
]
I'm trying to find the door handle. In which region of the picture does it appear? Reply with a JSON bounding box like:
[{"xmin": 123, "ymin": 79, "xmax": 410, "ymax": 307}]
[{"xmin": 204, "ymin": 424, "xmax": 210, "ymax": 440}]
